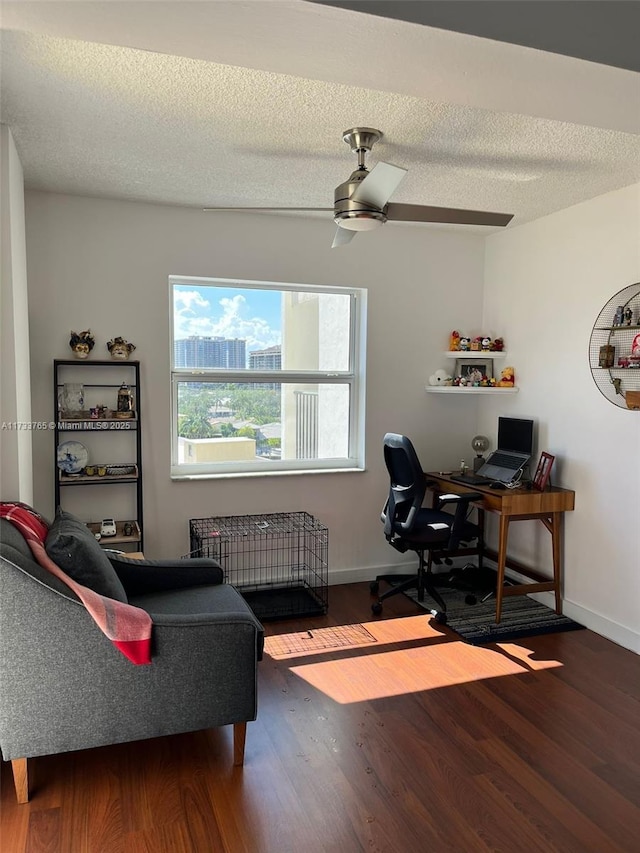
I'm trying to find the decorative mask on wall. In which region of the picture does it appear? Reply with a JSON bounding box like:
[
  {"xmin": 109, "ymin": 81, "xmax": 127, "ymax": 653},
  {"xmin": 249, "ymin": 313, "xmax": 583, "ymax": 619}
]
[
  {"xmin": 107, "ymin": 337, "xmax": 136, "ymax": 360},
  {"xmin": 69, "ymin": 329, "xmax": 95, "ymax": 359}
]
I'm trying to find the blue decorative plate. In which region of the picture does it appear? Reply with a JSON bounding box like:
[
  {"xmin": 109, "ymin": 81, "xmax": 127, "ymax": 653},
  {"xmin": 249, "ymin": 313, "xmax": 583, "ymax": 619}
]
[{"xmin": 57, "ymin": 441, "xmax": 89, "ymax": 474}]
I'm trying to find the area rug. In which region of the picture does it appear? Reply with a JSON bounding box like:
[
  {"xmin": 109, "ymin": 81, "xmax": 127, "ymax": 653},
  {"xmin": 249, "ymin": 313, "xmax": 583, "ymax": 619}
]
[
  {"xmin": 265, "ymin": 623, "xmax": 377, "ymax": 657},
  {"xmin": 401, "ymin": 575, "xmax": 585, "ymax": 645}
]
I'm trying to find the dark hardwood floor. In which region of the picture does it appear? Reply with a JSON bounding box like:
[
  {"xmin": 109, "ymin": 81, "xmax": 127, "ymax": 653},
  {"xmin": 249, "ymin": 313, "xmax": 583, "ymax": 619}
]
[{"xmin": 2, "ymin": 582, "xmax": 639, "ymax": 852}]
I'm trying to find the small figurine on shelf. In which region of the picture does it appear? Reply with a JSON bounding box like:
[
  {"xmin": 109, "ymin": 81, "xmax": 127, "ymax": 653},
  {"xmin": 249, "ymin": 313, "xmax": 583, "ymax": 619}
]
[
  {"xmin": 599, "ymin": 345, "xmax": 615, "ymax": 368},
  {"xmin": 449, "ymin": 331, "xmax": 461, "ymax": 351},
  {"xmin": 428, "ymin": 369, "xmax": 452, "ymax": 387},
  {"xmin": 613, "ymin": 306, "xmax": 624, "ymax": 326},
  {"xmin": 491, "ymin": 337, "xmax": 504, "ymax": 352},
  {"xmin": 624, "ymin": 306, "xmax": 633, "ymax": 326},
  {"xmin": 470, "ymin": 336, "xmax": 482, "ymax": 351},
  {"xmin": 107, "ymin": 336, "xmax": 136, "ymax": 360},
  {"xmin": 481, "ymin": 336, "xmax": 492, "ymax": 351},
  {"xmin": 497, "ymin": 366, "xmax": 515, "ymax": 387},
  {"xmin": 458, "ymin": 336, "xmax": 471, "ymax": 352},
  {"xmin": 69, "ymin": 330, "xmax": 95, "ymax": 359}
]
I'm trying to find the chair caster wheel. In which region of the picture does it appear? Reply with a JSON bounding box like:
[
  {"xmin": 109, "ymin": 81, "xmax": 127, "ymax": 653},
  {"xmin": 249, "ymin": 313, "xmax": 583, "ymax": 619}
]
[
  {"xmin": 434, "ymin": 611, "xmax": 447, "ymax": 625},
  {"xmin": 372, "ymin": 601, "xmax": 383, "ymax": 615},
  {"xmin": 465, "ymin": 594, "xmax": 477, "ymax": 606},
  {"xmin": 369, "ymin": 581, "xmax": 379, "ymax": 594}
]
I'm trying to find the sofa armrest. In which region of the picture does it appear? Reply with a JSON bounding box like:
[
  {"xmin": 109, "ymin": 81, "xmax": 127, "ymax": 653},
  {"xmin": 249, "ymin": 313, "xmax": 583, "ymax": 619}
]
[
  {"xmin": 1, "ymin": 568, "xmax": 262, "ymax": 762},
  {"xmin": 108, "ymin": 554, "xmax": 223, "ymax": 595}
]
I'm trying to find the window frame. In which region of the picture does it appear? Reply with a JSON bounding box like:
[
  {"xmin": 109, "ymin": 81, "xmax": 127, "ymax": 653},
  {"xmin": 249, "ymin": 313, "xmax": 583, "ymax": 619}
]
[{"xmin": 169, "ymin": 275, "xmax": 366, "ymax": 478}]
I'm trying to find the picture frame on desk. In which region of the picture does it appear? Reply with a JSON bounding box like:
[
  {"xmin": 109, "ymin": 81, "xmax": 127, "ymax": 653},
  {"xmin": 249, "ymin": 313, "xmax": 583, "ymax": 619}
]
[
  {"xmin": 457, "ymin": 359, "xmax": 493, "ymax": 380},
  {"xmin": 533, "ymin": 452, "xmax": 555, "ymax": 491}
]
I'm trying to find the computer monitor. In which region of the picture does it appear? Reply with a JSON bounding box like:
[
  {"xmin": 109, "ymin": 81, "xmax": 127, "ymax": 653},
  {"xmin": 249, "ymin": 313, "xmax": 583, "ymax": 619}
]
[{"xmin": 497, "ymin": 416, "xmax": 534, "ymax": 454}]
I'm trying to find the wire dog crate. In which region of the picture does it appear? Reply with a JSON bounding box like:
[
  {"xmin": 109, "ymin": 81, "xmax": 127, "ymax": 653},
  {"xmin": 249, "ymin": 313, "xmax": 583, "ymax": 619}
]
[{"xmin": 188, "ymin": 512, "xmax": 329, "ymax": 621}]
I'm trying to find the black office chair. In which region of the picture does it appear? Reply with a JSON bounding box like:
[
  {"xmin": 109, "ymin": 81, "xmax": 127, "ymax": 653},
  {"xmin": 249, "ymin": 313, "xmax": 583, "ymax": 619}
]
[{"xmin": 371, "ymin": 433, "xmax": 483, "ymax": 623}]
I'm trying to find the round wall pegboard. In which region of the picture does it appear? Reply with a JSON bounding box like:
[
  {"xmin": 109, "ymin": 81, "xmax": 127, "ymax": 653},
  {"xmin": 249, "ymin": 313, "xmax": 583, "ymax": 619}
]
[{"xmin": 589, "ymin": 282, "xmax": 640, "ymax": 410}]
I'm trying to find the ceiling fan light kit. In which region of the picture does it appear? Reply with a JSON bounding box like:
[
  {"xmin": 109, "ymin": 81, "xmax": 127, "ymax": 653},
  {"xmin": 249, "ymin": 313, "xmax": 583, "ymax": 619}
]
[
  {"xmin": 205, "ymin": 126, "xmax": 514, "ymax": 247},
  {"xmin": 335, "ymin": 214, "xmax": 385, "ymax": 231}
]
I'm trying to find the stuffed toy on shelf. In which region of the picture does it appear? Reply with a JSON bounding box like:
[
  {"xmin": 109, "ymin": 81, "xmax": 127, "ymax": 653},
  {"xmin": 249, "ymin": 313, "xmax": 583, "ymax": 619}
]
[{"xmin": 498, "ymin": 366, "xmax": 515, "ymax": 387}]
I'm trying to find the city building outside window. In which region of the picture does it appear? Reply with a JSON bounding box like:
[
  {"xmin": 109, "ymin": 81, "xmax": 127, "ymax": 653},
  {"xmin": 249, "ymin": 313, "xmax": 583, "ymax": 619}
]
[{"xmin": 170, "ymin": 276, "xmax": 366, "ymax": 477}]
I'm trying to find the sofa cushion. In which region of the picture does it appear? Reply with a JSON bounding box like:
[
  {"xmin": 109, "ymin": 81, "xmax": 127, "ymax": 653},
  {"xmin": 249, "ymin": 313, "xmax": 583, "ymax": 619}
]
[{"xmin": 45, "ymin": 509, "xmax": 128, "ymax": 602}]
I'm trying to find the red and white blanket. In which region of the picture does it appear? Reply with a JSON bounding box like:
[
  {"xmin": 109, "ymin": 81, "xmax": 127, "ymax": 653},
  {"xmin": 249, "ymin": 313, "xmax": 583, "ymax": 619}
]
[{"xmin": 1, "ymin": 502, "xmax": 152, "ymax": 665}]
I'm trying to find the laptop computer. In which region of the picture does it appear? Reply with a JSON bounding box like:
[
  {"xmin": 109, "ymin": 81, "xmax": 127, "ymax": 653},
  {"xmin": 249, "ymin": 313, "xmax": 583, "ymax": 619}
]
[{"xmin": 453, "ymin": 417, "xmax": 534, "ymax": 485}]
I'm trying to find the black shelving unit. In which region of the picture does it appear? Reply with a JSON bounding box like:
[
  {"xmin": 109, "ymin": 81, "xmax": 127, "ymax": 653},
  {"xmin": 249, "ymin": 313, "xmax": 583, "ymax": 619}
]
[{"xmin": 53, "ymin": 359, "xmax": 144, "ymax": 551}]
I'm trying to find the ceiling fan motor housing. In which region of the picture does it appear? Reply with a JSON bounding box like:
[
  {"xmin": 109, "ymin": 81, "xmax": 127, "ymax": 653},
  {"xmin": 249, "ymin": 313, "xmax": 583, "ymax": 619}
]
[{"xmin": 334, "ymin": 169, "xmax": 387, "ymax": 229}]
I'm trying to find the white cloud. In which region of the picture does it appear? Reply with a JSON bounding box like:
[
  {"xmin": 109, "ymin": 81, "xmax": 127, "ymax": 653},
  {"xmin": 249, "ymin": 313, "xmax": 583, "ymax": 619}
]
[
  {"xmin": 174, "ymin": 289, "xmax": 210, "ymax": 312},
  {"xmin": 174, "ymin": 289, "xmax": 279, "ymax": 351}
]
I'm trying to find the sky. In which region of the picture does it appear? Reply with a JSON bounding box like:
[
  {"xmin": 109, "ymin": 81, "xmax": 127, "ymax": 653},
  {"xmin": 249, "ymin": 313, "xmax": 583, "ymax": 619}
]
[{"xmin": 173, "ymin": 284, "xmax": 281, "ymax": 352}]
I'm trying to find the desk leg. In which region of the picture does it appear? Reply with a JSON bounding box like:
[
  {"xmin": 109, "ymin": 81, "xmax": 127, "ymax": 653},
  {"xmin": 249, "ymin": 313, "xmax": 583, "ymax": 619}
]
[
  {"xmin": 495, "ymin": 514, "xmax": 510, "ymax": 623},
  {"xmin": 551, "ymin": 512, "xmax": 563, "ymax": 614}
]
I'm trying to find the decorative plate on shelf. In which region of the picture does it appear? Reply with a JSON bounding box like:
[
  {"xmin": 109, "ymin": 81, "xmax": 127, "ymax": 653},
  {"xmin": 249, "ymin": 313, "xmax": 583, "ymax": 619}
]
[{"xmin": 57, "ymin": 441, "xmax": 89, "ymax": 474}]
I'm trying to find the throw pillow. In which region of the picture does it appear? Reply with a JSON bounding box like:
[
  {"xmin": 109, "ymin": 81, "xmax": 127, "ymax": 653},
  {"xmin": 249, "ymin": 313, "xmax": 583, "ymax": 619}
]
[{"xmin": 45, "ymin": 508, "xmax": 128, "ymax": 602}]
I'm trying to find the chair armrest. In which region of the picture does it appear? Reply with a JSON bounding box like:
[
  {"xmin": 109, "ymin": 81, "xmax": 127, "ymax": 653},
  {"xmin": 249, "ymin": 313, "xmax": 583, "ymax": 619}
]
[
  {"xmin": 436, "ymin": 492, "xmax": 482, "ymax": 550},
  {"xmin": 436, "ymin": 492, "xmax": 482, "ymax": 508},
  {"xmin": 108, "ymin": 554, "xmax": 223, "ymax": 595}
]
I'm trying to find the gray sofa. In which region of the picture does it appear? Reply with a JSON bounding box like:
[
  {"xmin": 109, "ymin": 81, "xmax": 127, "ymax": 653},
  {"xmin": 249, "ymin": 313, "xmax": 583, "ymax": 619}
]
[{"xmin": 0, "ymin": 513, "xmax": 264, "ymax": 803}]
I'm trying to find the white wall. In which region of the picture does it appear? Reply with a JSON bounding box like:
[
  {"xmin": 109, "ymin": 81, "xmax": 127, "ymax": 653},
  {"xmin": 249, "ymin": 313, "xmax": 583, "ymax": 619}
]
[
  {"xmin": 24, "ymin": 192, "xmax": 485, "ymax": 581},
  {"xmin": 483, "ymin": 183, "xmax": 640, "ymax": 652},
  {"xmin": 20, "ymin": 186, "xmax": 640, "ymax": 651},
  {"xmin": 0, "ymin": 126, "xmax": 33, "ymax": 504}
]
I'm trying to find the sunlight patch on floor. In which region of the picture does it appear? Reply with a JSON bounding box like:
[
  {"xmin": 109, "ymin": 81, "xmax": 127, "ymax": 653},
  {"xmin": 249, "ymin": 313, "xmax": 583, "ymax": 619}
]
[
  {"xmin": 264, "ymin": 616, "xmax": 432, "ymax": 660},
  {"xmin": 265, "ymin": 624, "xmax": 377, "ymax": 658},
  {"xmin": 496, "ymin": 642, "xmax": 563, "ymax": 670},
  {"xmin": 280, "ymin": 616, "xmax": 563, "ymax": 703}
]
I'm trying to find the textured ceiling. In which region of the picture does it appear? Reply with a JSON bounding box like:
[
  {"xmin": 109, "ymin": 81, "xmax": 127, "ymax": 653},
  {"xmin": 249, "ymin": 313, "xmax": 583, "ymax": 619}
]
[{"xmin": 1, "ymin": 1, "xmax": 639, "ymax": 233}]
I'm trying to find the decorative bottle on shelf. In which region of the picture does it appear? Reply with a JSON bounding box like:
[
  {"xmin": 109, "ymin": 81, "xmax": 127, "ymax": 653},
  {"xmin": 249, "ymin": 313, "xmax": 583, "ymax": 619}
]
[{"xmin": 116, "ymin": 383, "xmax": 134, "ymax": 418}]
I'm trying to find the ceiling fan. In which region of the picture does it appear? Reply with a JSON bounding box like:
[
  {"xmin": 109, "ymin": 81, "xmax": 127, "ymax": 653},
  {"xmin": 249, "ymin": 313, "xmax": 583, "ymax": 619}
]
[{"xmin": 204, "ymin": 128, "xmax": 514, "ymax": 248}]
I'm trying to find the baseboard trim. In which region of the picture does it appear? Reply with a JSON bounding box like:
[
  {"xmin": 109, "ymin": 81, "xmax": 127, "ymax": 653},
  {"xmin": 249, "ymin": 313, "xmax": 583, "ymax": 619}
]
[
  {"xmin": 328, "ymin": 563, "xmax": 405, "ymax": 586},
  {"xmin": 528, "ymin": 591, "xmax": 639, "ymax": 655}
]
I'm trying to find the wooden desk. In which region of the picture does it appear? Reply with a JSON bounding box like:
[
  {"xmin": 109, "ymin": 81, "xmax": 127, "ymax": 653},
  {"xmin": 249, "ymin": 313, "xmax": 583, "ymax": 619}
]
[{"xmin": 426, "ymin": 473, "xmax": 575, "ymax": 623}]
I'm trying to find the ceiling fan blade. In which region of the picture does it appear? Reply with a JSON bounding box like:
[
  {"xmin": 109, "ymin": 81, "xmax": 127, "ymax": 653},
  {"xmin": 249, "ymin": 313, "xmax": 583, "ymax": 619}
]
[
  {"xmin": 385, "ymin": 203, "xmax": 513, "ymax": 227},
  {"xmin": 350, "ymin": 162, "xmax": 407, "ymax": 208},
  {"xmin": 331, "ymin": 226, "xmax": 357, "ymax": 249},
  {"xmin": 204, "ymin": 207, "xmax": 333, "ymax": 212}
]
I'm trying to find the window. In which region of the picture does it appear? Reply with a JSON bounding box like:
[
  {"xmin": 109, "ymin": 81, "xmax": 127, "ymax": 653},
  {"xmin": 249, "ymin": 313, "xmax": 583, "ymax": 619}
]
[{"xmin": 170, "ymin": 276, "xmax": 366, "ymax": 477}]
